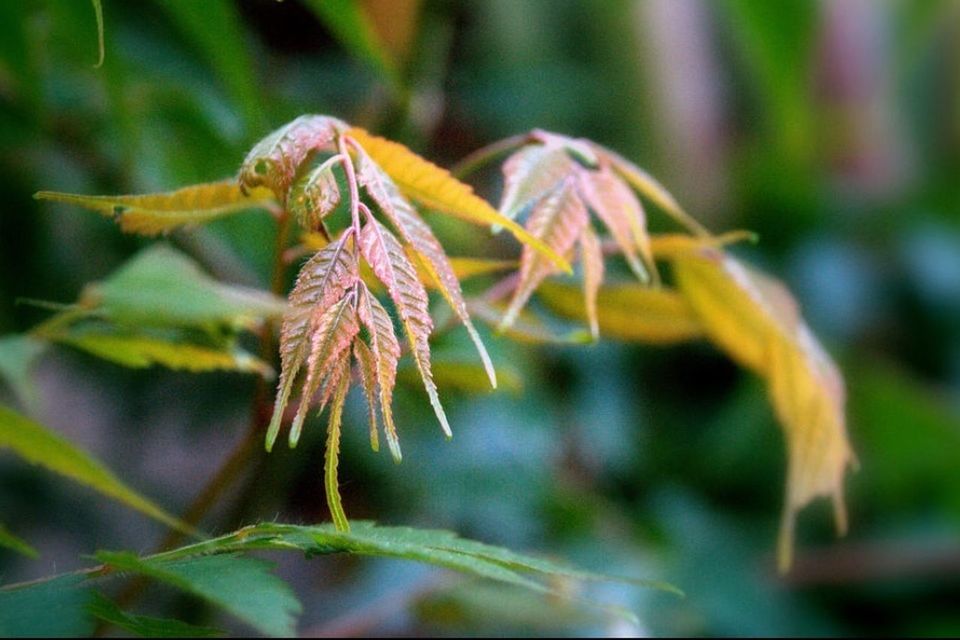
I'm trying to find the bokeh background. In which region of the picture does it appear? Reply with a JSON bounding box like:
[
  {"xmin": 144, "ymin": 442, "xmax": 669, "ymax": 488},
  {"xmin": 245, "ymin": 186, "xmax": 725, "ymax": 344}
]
[{"xmin": 2, "ymin": 0, "xmax": 960, "ymax": 636}]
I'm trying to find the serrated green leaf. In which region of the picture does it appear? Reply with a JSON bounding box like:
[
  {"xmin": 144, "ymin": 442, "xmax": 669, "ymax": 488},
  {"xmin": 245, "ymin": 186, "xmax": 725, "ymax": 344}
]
[
  {"xmin": 87, "ymin": 592, "xmax": 223, "ymax": 638},
  {"xmin": 0, "ymin": 405, "xmax": 192, "ymax": 535},
  {"xmin": 0, "ymin": 523, "xmax": 38, "ymax": 559},
  {"xmin": 95, "ymin": 552, "xmax": 300, "ymax": 638},
  {"xmin": 0, "ymin": 575, "xmax": 95, "ymax": 637}
]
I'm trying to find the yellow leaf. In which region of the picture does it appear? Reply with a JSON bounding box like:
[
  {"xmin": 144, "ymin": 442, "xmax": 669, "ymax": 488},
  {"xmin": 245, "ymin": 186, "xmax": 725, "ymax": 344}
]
[
  {"xmin": 673, "ymin": 248, "xmax": 853, "ymax": 571},
  {"xmin": 537, "ymin": 281, "xmax": 704, "ymax": 344},
  {"xmin": 346, "ymin": 127, "xmax": 572, "ymax": 273},
  {"xmin": 36, "ymin": 181, "xmax": 274, "ymax": 236}
]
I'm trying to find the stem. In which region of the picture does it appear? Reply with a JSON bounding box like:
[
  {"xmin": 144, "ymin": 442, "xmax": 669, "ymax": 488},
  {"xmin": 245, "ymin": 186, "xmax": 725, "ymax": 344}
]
[
  {"xmin": 338, "ymin": 136, "xmax": 363, "ymax": 241},
  {"xmin": 448, "ymin": 133, "xmax": 530, "ymax": 180}
]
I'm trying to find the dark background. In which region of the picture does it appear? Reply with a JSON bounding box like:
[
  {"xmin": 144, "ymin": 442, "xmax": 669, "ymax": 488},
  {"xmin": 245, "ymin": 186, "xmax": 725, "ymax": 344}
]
[{"xmin": 2, "ymin": 0, "xmax": 960, "ymax": 635}]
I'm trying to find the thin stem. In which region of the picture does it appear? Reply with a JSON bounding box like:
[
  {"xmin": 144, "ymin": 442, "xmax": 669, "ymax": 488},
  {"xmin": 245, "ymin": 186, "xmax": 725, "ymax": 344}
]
[
  {"xmin": 338, "ymin": 136, "xmax": 363, "ymax": 241},
  {"xmin": 448, "ymin": 133, "xmax": 530, "ymax": 180}
]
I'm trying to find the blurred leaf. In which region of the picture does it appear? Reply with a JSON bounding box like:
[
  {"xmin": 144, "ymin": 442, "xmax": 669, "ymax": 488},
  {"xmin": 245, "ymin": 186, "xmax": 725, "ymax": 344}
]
[
  {"xmin": 0, "ymin": 575, "xmax": 94, "ymax": 637},
  {"xmin": 35, "ymin": 181, "xmax": 274, "ymax": 236},
  {"xmin": 157, "ymin": 0, "xmax": 264, "ymax": 131},
  {"xmin": 468, "ymin": 299, "xmax": 593, "ymax": 345},
  {"xmin": 0, "ymin": 523, "xmax": 37, "ymax": 559},
  {"xmin": 76, "ymin": 245, "xmax": 286, "ymax": 330},
  {"xmin": 88, "ymin": 592, "xmax": 223, "ymax": 638},
  {"xmin": 348, "ymin": 127, "xmax": 572, "ymax": 273},
  {"xmin": 0, "ymin": 405, "xmax": 192, "ymax": 534},
  {"xmin": 95, "ymin": 552, "xmax": 299, "ymax": 638},
  {"xmin": 0, "ymin": 335, "xmax": 46, "ymax": 411},
  {"xmin": 538, "ymin": 281, "xmax": 705, "ymax": 344},
  {"xmin": 91, "ymin": 0, "xmax": 104, "ymax": 67},
  {"xmin": 52, "ymin": 330, "xmax": 272, "ymax": 377},
  {"xmin": 400, "ymin": 360, "xmax": 523, "ymax": 395},
  {"xmin": 302, "ymin": 0, "xmax": 402, "ymax": 91}
]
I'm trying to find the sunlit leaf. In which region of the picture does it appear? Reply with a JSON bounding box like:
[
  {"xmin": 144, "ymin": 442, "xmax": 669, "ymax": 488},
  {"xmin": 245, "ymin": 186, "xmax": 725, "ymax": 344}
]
[
  {"xmin": 0, "ymin": 405, "xmax": 191, "ymax": 534},
  {"xmin": 538, "ymin": 281, "xmax": 705, "ymax": 344},
  {"xmin": 0, "ymin": 523, "xmax": 37, "ymax": 559},
  {"xmin": 96, "ymin": 552, "xmax": 300, "ymax": 638},
  {"xmin": 347, "ymin": 127, "xmax": 572, "ymax": 273},
  {"xmin": 672, "ymin": 248, "xmax": 853, "ymax": 570},
  {"xmin": 35, "ymin": 181, "xmax": 274, "ymax": 236}
]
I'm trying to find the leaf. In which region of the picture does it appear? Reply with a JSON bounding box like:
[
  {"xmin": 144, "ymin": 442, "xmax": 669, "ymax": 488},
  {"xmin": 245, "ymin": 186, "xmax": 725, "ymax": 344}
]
[
  {"xmin": 468, "ymin": 299, "xmax": 594, "ymax": 346},
  {"xmin": 87, "ymin": 592, "xmax": 223, "ymax": 638},
  {"xmin": 357, "ymin": 284, "xmax": 403, "ymax": 461},
  {"xmin": 672, "ymin": 249, "xmax": 853, "ymax": 570},
  {"xmin": 302, "ymin": 0, "xmax": 402, "ymax": 90},
  {"xmin": 96, "ymin": 552, "xmax": 300, "ymax": 638},
  {"xmin": 323, "ymin": 364, "xmax": 352, "ymax": 532},
  {"xmin": 501, "ymin": 178, "xmax": 589, "ymax": 330},
  {"xmin": 498, "ymin": 143, "xmax": 576, "ymax": 222},
  {"xmin": 35, "ymin": 181, "xmax": 274, "ymax": 236},
  {"xmin": 353, "ymin": 340, "xmax": 380, "ymax": 452},
  {"xmin": 239, "ymin": 116, "xmax": 345, "ymax": 201},
  {"xmin": 578, "ymin": 225, "xmax": 604, "ymax": 339},
  {"xmin": 360, "ymin": 219, "xmax": 450, "ymax": 437},
  {"xmin": 354, "ymin": 148, "xmax": 496, "ymax": 388},
  {"xmin": 400, "ymin": 360, "xmax": 524, "ymax": 395},
  {"xmin": 446, "ymin": 257, "xmax": 518, "ymax": 280},
  {"xmin": 52, "ymin": 331, "xmax": 272, "ymax": 377},
  {"xmin": 347, "ymin": 127, "xmax": 571, "ymax": 273},
  {"xmin": 288, "ymin": 156, "xmax": 342, "ymax": 232},
  {"xmin": 267, "ymin": 235, "xmax": 358, "ymax": 451},
  {"xmin": 577, "ymin": 164, "xmax": 653, "ymax": 282},
  {"xmin": 0, "ymin": 575, "xmax": 95, "ymax": 637},
  {"xmin": 0, "ymin": 523, "xmax": 38, "ymax": 559},
  {"xmin": 0, "ymin": 335, "xmax": 46, "ymax": 411},
  {"xmin": 0, "ymin": 405, "xmax": 192, "ymax": 534},
  {"xmin": 537, "ymin": 281, "xmax": 705, "ymax": 344},
  {"xmin": 79, "ymin": 245, "xmax": 286, "ymax": 330}
]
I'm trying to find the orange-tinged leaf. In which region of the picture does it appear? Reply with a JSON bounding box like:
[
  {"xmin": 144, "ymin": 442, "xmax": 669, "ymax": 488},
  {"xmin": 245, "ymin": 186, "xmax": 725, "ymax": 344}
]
[
  {"xmin": 240, "ymin": 115, "xmax": 345, "ymax": 200},
  {"xmin": 673, "ymin": 248, "xmax": 853, "ymax": 570},
  {"xmin": 35, "ymin": 181, "xmax": 274, "ymax": 236},
  {"xmin": 355, "ymin": 149, "xmax": 496, "ymax": 388},
  {"xmin": 358, "ymin": 284, "xmax": 402, "ymax": 461},
  {"xmin": 359, "ymin": 219, "xmax": 450, "ymax": 438},
  {"xmin": 537, "ymin": 281, "xmax": 705, "ymax": 344},
  {"xmin": 578, "ymin": 225, "xmax": 604, "ymax": 340},
  {"xmin": 347, "ymin": 127, "xmax": 571, "ymax": 273},
  {"xmin": 499, "ymin": 143, "xmax": 576, "ymax": 222},
  {"xmin": 353, "ymin": 339, "xmax": 380, "ymax": 452},
  {"xmin": 501, "ymin": 178, "xmax": 589, "ymax": 331},
  {"xmin": 577, "ymin": 165, "xmax": 653, "ymax": 283}
]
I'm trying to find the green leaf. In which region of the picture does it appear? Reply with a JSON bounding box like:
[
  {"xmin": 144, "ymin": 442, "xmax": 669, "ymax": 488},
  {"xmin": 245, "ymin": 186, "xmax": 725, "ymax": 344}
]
[
  {"xmin": 87, "ymin": 592, "xmax": 223, "ymax": 638},
  {"xmin": 81, "ymin": 245, "xmax": 286, "ymax": 330},
  {"xmin": 96, "ymin": 552, "xmax": 300, "ymax": 638},
  {"xmin": 0, "ymin": 575, "xmax": 95, "ymax": 637},
  {"xmin": 0, "ymin": 523, "xmax": 38, "ymax": 559},
  {"xmin": 0, "ymin": 335, "xmax": 46, "ymax": 410},
  {"xmin": 0, "ymin": 405, "xmax": 192, "ymax": 535},
  {"xmin": 91, "ymin": 0, "xmax": 104, "ymax": 68},
  {"xmin": 35, "ymin": 181, "xmax": 274, "ymax": 236},
  {"xmin": 302, "ymin": 0, "xmax": 402, "ymax": 91}
]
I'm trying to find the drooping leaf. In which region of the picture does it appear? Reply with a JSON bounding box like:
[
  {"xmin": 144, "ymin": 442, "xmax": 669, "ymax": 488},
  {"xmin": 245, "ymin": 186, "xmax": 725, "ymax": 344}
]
[
  {"xmin": 0, "ymin": 575, "xmax": 95, "ymax": 637},
  {"xmin": 355, "ymin": 148, "xmax": 496, "ymax": 387},
  {"xmin": 35, "ymin": 181, "xmax": 274, "ymax": 236},
  {"xmin": 577, "ymin": 164, "xmax": 653, "ymax": 282},
  {"xmin": 323, "ymin": 365, "xmax": 353, "ymax": 532},
  {"xmin": 0, "ymin": 335, "xmax": 46, "ymax": 411},
  {"xmin": 78, "ymin": 245, "xmax": 286, "ymax": 330},
  {"xmin": 239, "ymin": 116, "xmax": 345, "ymax": 201},
  {"xmin": 357, "ymin": 283, "xmax": 403, "ymax": 461},
  {"xmin": 353, "ymin": 339, "xmax": 380, "ymax": 452},
  {"xmin": 672, "ymin": 248, "xmax": 853, "ymax": 570},
  {"xmin": 360, "ymin": 219, "xmax": 450, "ymax": 437},
  {"xmin": 51, "ymin": 330, "xmax": 272, "ymax": 377},
  {"xmin": 0, "ymin": 405, "xmax": 191, "ymax": 534},
  {"xmin": 267, "ymin": 234, "xmax": 358, "ymax": 451},
  {"xmin": 347, "ymin": 127, "xmax": 571, "ymax": 273},
  {"xmin": 501, "ymin": 178, "xmax": 589, "ymax": 330},
  {"xmin": 537, "ymin": 281, "xmax": 705, "ymax": 344},
  {"xmin": 498, "ymin": 143, "xmax": 576, "ymax": 222},
  {"xmin": 400, "ymin": 360, "xmax": 524, "ymax": 395},
  {"xmin": 0, "ymin": 523, "xmax": 37, "ymax": 559},
  {"xmin": 87, "ymin": 592, "xmax": 223, "ymax": 638},
  {"xmin": 468, "ymin": 299, "xmax": 594, "ymax": 345},
  {"xmin": 96, "ymin": 552, "xmax": 300, "ymax": 638},
  {"xmin": 578, "ymin": 225, "xmax": 604, "ymax": 339}
]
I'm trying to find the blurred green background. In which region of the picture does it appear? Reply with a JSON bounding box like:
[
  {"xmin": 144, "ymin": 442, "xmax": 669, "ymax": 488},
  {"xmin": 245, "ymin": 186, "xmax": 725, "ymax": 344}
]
[{"xmin": 2, "ymin": 0, "xmax": 960, "ymax": 636}]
